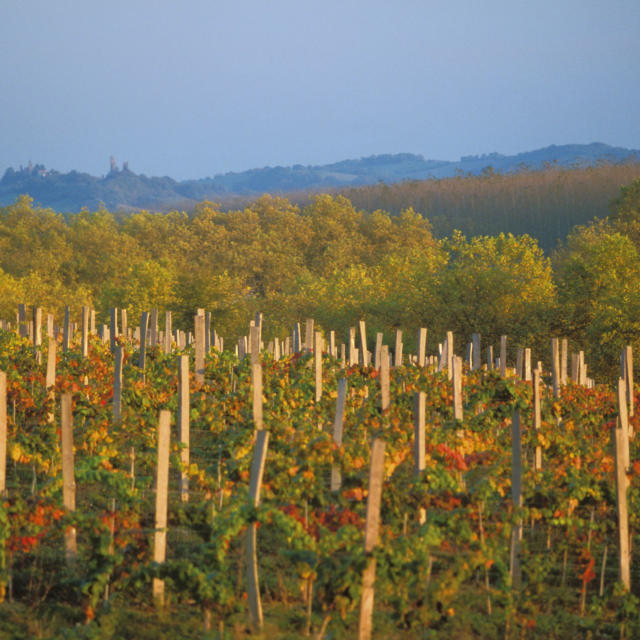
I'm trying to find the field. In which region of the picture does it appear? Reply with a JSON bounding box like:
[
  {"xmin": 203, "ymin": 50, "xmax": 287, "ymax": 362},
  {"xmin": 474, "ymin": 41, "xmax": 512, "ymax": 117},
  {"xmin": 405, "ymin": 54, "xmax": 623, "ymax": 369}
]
[{"xmin": 0, "ymin": 314, "xmax": 638, "ymax": 639}]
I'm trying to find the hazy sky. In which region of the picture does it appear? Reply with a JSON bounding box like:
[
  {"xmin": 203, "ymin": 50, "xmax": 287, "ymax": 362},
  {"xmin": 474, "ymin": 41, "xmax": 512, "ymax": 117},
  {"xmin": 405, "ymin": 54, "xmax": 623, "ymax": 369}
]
[{"xmin": 2, "ymin": 0, "xmax": 639, "ymax": 180}]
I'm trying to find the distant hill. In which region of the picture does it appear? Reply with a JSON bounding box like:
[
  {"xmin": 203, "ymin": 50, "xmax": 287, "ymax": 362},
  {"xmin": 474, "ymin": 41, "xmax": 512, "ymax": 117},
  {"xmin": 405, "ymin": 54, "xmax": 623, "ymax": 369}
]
[{"xmin": 1, "ymin": 143, "xmax": 639, "ymax": 212}]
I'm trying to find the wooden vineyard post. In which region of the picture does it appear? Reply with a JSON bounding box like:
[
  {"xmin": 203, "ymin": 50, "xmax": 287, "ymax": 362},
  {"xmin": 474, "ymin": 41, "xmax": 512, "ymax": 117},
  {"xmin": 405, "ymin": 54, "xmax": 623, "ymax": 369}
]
[
  {"xmin": 446, "ymin": 331, "xmax": 453, "ymax": 379},
  {"xmin": 533, "ymin": 369, "xmax": 542, "ymax": 470},
  {"xmin": 452, "ymin": 355, "xmax": 463, "ymax": 421},
  {"xmin": 500, "ymin": 335, "xmax": 507, "ymax": 377},
  {"xmin": 374, "ymin": 332, "xmax": 383, "ymax": 370},
  {"xmin": 46, "ymin": 313, "xmax": 55, "ymax": 339},
  {"xmin": 359, "ymin": 319, "xmax": 368, "ymax": 366},
  {"xmin": 293, "ymin": 322, "xmax": 301, "ymax": 353},
  {"xmin": 109, "ymin": 307, "xmax": 118, "ymax": 353},
  {"xmin": 331, "ymin": 378, "xmax": 347, "ymax": 492},
  {"xmin": 18, "ymin": 303, "xmax": 27, "ymax": 339},
  {"xmin": 113, "ymin": 346, "xmax": 123, "ymax": 424},
  {"xmin": 621, "ymin": 346, "xmax": 634, "ymax": 422},
  {"xmin": 63, "ymin": 306, "xmax": 71, "ymax": 352},
  {"xmin": 560, "ymin": 338, "xmax": 568, "ymax": 386},
  {"xmin": 139, "ymin": 311, "xmax": 149, "ymax": 379},
  {"xmin": 251, "ymin": 325, "xmax": 263, "ymax": 431},
  {"xmin": 329, "ymin": 331, "xmax": 336, "ymax": 359},
  {"xmin": 487, "ymin": 345, "xmax": 494, "ymax": 371},
  {"xmin": 305, "ymin": 318, "xmax": 314, "ymax": 352},
  {"xmin": 79, "ymin": 306, "xmax": 88, "ymax": 358},
  {"xmin": 515, "ymin": 348, "xmax": 523, "ymax": 379},
  {"xmin": 348, "ymin": 327, "xmax": 356, "ymax": 364},
  {"xmin": 358, "ymin": 438, "xmax": 386, "ymax": 640},
  {"xmin": 194, "ymin": 314, "xmax": 205, "ymax": 385},
  {"xmin": 0, "ymin": 372, "xmax": 6, "ymax": 496},
  {"xmin": 120, "ymin": 309, "xmax": 127, "ymax": 340},
  {"xmin": 314, "ymin": 331, "xmax": 323, "ymax": 403},
  {"xmin": 61, "ymin": 393, "xmax": 77, "ymax": 564},
  {"xmin": 614, "ymin": 379, "xmax": 631, "ymax": 590},
  {"xmin": 551, "ymin": 338, "xmax": 560, "ymax": 398},
  {"xmin": 46, "ymin": 338, "xmax": 56, "ymax": 423},
  {"xmin": 510, "ymin": 410, "xmax": 522, "ymax": 589},
  {"xmin": 205, "ymin": 311, "xmax": 212, "ymax": 353},
  {"xmin": 417, "ymin": 327, "xmax": 427, "ymax": 368},
  {"xmin": 394, "ymin": 330, "xmax": 403, "ymax": 367},
  {"xmin": 149, "ymin": 309, "xmax": 158, "ymax": 348},
  {"xmin": 178, "ymin": 354, "xmax": 190, "ymax": 503},
  {"xmin": 153, "ymin": 410, "xmax": 171, "ymax": 607},
  {"xmin": 524, "ymin": 348, "xmax": 532, "ymax": 381},
  {"xmin": 472, "ymin": 333, "xmax": 481, "ymax": 371},
  {"xmin": 33, "ymin": 306, "xmax": 42, "ymax": 362},
  {"xmin": 164, "ymin": 311, "xmax": 172, "ymax": 354},
  {"xmin": 379, "ymin": 345, "xmax": 390, "ymax": 412},
  {"xmin": 414, "ymin": 391, "xmax": 426, "ymax": 475},
  {"xmin": 246, "ymin": 430, "xmax": 270, "ymax": 633}
]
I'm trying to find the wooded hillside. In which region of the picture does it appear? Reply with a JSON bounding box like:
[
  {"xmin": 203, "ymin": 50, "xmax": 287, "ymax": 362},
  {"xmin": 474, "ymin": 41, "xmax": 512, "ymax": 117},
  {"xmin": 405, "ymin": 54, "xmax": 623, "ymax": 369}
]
[{"xmin": 1, "ymin": 174, "xmax": 640, "ymax": 381}]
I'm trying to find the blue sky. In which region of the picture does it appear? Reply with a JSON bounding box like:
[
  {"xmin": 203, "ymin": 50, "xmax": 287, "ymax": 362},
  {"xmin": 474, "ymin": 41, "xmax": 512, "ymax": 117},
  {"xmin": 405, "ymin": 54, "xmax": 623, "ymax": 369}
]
[{"xmin": 2, "ymin": 0, "xmax": 639, "ymax": 180}]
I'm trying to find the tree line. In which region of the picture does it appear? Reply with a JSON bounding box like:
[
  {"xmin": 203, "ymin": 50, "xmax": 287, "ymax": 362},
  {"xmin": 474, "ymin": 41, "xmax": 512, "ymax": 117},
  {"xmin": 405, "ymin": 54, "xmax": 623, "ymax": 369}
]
[{"xmin": 1, "ymin": 176, "xmax": 640, "ymax": 380}]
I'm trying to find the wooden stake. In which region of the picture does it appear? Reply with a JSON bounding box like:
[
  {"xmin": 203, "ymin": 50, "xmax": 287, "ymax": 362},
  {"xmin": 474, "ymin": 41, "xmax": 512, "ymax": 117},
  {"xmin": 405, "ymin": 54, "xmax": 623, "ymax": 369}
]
[
  {"xmin": 178, "ymin": 355, "xmax": 190, "ymax": 502},
  {"xmin": 524, "ymin": 348, "xmax": 532, "ymax": 381},
  {"xmin": 359, "ymin": 320, "xmax": 368, "ymax": 367},
  {"xmin": 331, "ymin": 379, "xmax": 347, "ymax": 492},
  {"xmin": 394, "ymin": 330, "xmax": 403, "ymax": 367},
  {"xmin": 18, "ymin": 304, "xmax": 27, "ymax": 339},
  {"xmin": 560, "ymin": 338, "xmax": 568, "ymax": 386},
  {"xmin": 139, "ymin": 312, "xmax": 149, "ymax": 378},
  {"xmin": 452, "ymin": 355, "xmax": 463, "ymax": 421},
  {"xmin": 614, "ymin": 379, "xmax": 631, "ymax": 591},
  {"xmin": 314, "ymin": 331, "xmax": 323, "ymax": 403},
  {"xmin": 61, "ymin": 393, "xmax": 77, "ymax": 564},
  {"xmin": 533, "ymin": 369, "xmax": 542, "ymax": 471},
  {"xmin": 194, "ymin": 314, "xmax": 205, "ymax": 385},
  {"xmin": 164, "ymin": 311, "xmax": 172, "ymax": 354},
  {"xmin": 47, "ymin": 313, "xmax": 54, "ymax": 339},
  {"xmin": 417, "ymin": 328, "xmax": 427, "ymax": 368},
  {"xmin": 414, "ymin": 392, "xmax": 425, "ymax": 475},
  {"xmin": 515, "ymin": 347, "xmax": 523, "ymax": 379},
  {"xmin": 551, "ymin": 338, "xmax": 560, "ymax": 398},
  {"xmin": 113, "ymin": 346, "xmax": 123, "ymax": 424},
  {"xmin": 63, "ymin": 306, "xmax": 71, "ymax": 352},
  {"xmin": 251, "ymin": 326, "xmax": 263, "ymax": 431},
  {"xmin": 33, "ymin": 307, "xmax": 42, "ymax": 362},
  {"xmin": 120, "ymin": 309, "xmax": 127, "ymax": 340},
  {"xmin": 510, "ymin": 410, "xmax": 522, "ymax": 588},
  {"xmin": 379, "ymin": 345, "xmax": 390, "ymax": 412},
  {"xmin": 246, "ymin": 430, "xmax": 270, "ymax": 633},
  {"xmin": 153, "ymin": 410, "xmax": 171, "ymax": 607},
  {"xmin": 374, "ymin": 332, "xmax": 383, "ymax": 370},
  {"xmin": 500, "ymin": 335, "xmax": 507, "ymax": 377},
  {"xmin": 358, "ymin": 438, "xmax": 385, "ymax": 640},
  {"xmin": 305, "ymin": 318, "xmax": 314, "ymax": 352},
  {"xmin": 109, "ymin": 307, "xmax": 118, "ymax": 353},
  {"xmin": 149, "ymin": 309, "xmax": 158, "ymax": 348},
  {"xmin": 472, "ymin": 333, "xmax": 481, "ymax": 371}
]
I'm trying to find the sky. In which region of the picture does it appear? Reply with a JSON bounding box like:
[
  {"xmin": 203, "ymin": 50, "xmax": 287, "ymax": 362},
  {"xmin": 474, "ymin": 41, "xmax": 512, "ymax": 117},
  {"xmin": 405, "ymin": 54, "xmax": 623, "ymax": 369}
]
[{"xmin": 2, "ymin": 0, "xmax": 639, "ymax": 180}]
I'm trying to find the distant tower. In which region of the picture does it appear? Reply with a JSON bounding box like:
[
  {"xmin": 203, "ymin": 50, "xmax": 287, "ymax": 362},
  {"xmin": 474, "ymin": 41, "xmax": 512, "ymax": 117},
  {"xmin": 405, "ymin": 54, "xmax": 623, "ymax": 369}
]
[
  {"xmin": 123, "ymin": 161, "xmax": 129, "ymax": 171},
  {"xmin": 110, "ymin": 156, "xmax": 118, "ymax": 173}
]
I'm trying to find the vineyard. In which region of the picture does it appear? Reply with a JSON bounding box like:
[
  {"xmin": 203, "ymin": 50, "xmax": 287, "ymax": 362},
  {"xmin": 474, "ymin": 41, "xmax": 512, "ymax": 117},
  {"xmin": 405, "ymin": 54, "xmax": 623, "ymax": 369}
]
[{"xmin": 0, "ymin": 308, "xmax": 638, "ymax": 639}]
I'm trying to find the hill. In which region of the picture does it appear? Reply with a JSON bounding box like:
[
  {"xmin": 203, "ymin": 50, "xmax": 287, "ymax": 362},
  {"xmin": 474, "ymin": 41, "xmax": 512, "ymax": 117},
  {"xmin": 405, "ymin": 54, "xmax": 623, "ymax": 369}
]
[{"xmin": 1, "ymin": 143, "xmax": 638, "ymax": 212}]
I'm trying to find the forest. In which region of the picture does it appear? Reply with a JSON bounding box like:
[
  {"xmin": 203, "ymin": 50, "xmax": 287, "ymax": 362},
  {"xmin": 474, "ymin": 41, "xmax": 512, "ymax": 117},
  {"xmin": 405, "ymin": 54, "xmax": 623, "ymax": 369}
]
[{"xmin": 1, "ymin": 169, "xmax": 640, "ymax": 381}]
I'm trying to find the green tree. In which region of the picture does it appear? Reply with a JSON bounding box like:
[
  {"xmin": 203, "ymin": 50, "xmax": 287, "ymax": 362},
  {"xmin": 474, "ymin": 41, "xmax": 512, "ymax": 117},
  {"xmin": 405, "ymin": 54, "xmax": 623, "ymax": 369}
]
[
  {"xmin": 555, "ymin": 220, "xmax": 640, "ymax": 379},
  {"xmin": 436, "ymin": 232, "xmax": 556, "ymax": 357}
]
